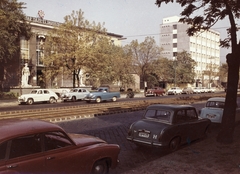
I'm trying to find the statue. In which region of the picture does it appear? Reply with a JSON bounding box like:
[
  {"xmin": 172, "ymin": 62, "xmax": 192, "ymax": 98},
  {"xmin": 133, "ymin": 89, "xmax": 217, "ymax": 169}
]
[{"xmin": 21, "ymin": 63, "xmax": 31, "ymax": 87}]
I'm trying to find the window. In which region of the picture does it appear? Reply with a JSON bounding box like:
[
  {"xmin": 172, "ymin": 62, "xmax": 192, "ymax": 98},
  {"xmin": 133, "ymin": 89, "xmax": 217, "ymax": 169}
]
[
  {"xmin": 186, "ymin": 109, "xmax": 197, "ymax": 120},
  {"xmin": 173, "ymin": 52, "xmax": 177, "ymax": 57},
  {"xmin": 9, "ymin": 134, "xmax": 42, "ymax": 159},
  {"xmin": 78, "ymin": 89, "xmax": 82, "ymax": 92},
  {"xmin": 145, "ymin": 109, "xmax": 156, "ymax": 118},
  {"xmin": 0, "ymin": 142, "xmax": 7, "ymax": 160},
  {"xmin": 173, "ymin": 24, "xmax": 177, "ymax": 29},
  {"xmin": 173, "ymin": 43, "xmax": 177, "ymax": 47},
  {"xmin": 173, "ymin": 34, "xmax": 177, "ymax": 38},
  {"xmin": 44, "ymin": 131, "xmax": 72, "ymax": 151},
  {"xmin": 44, "ymin": 90, "xmax": 49, "ymax": 94},
  {"xmin": 20, "ymin": 37, "xmax": 29, "ymax": 63}
]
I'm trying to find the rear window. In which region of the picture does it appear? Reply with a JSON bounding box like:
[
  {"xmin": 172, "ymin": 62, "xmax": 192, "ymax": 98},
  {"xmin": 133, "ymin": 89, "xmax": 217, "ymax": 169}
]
[
  {"xmin": 206, "ymin": 101, "xmax": 225, "ymax": 108},
  {"xmin": 145, "ymin": 109, "xmax": 171, "ymax": 122}
]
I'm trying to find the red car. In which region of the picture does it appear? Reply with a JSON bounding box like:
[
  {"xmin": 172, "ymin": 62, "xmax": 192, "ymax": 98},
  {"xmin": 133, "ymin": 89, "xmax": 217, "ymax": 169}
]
[
  {"xmin": 146, "ymin": 87, "xmax": 165, "ymax": 97},
  {"xmin": 0, "ymin": 119, "xmax": 120, "ymax": 174}
]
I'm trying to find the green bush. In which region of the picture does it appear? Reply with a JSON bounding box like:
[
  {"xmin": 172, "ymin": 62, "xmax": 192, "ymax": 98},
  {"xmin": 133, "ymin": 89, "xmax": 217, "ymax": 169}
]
[{"xmin": 0, "ymin": 92, "xmax": 18, "ymax": 99}]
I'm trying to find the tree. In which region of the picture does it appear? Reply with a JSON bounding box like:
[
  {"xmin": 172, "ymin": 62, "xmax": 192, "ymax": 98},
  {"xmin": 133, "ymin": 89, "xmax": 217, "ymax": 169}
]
[
  {"xmin": 126, "ymin": 37, "xmax": 162, "ymax": 88},
  {"xmin": 44, "ymin": 9, "xmax": 108, "ymax": 87},
  {"xmin": 156, "ymin": 0, "xmax": 240, "ymax": 144},
  {"xmin": 0, "ymin": 0, "xmax": 31, "ymax": 90}
]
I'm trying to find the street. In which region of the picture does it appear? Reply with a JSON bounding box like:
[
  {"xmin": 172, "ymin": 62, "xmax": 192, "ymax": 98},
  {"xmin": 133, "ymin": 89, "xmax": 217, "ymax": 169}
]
[{"xmin": 57, "ymin": 102, "xmax": 205, "ymax": 174}]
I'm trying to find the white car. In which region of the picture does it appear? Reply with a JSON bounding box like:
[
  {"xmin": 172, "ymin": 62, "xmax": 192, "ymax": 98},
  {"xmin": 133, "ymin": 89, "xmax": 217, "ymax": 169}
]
[
  {"xmin": 192, "ymin": 87, "xmax": 202, "ymax": 94},
  {"xmin": 167, "ymin": 87, "xmax": 182, "ymax": 95},
  {"xmin": 199, "ymin": 97, "xmax": 240, "ymax": 123},
  {"xmin": 18, "ymin": 89, "xmax": 58, "ymax": 105},
  {"xmin": 61, "ymin": 88, "xmax": 90, "ymax": 102}
]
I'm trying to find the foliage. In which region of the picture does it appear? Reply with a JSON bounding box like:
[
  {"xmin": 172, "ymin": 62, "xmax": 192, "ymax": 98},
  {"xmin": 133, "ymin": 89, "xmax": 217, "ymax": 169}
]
[
  {"xmin": 0, "ymin": 0, "xmax": 32, "ymax": 90},
  {"xmin": 44, "ymin": 9, "xmax": 134, "ymax": 88},
  {"xmin": 126, "ymin": 37, "xmax": 162, "ymax": 86},
  {"xmin": 155, "ymin": 0, "xmax": 240, "ymax": 144}
]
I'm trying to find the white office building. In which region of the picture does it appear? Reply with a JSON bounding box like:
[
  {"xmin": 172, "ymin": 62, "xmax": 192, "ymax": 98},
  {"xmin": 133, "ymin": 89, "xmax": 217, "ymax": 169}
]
[{"xmin": 160, "ymin": 16, "xmax": 220, "ymax": 87}]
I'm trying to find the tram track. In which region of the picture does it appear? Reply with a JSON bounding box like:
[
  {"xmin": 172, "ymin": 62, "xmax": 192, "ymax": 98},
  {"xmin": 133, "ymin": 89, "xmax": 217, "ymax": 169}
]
[{"xmin": 0, "ymin": 93, "xmax": 225, "ymax": 123}]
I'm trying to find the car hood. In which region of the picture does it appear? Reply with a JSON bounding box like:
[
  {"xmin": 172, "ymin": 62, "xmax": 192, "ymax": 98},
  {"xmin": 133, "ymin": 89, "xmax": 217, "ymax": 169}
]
[
  {"xmin": 19, "ymin": 94, "xmax": 35, "ymax": 98},
  {"xmin": 69, "ymin": 133, "xmax": 106, "ymax": 146},
  {"xmin": 132, "ymin": 119, "xmax": 170, "ymax": 134}
]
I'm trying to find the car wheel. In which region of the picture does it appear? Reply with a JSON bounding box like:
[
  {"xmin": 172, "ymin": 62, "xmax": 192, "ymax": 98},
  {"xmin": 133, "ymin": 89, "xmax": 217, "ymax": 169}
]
[
  {"xmin": 72, "ymin": 96, "xmax": 77, "ymax": 102},
  {"xmin": 112, "ymin": 96, "xmax": 117, "ymax": 102},
  {"xmin": 91, "ymin": 160, "xmax": 109, "ymax": 174},
  {"xmin": 49, "ymin": 97, "xmax": 56, "ymax": 104},
  {"xmin": 96, "ymin": 97, "xmax": 101, "ymax": 103},
  {"xmin": 27, "ymin": 98, "xmax": 34, "ymax": 105},
  {"xmin": 169, "ymin": 137, "xmax": 180, "ymax": 151}
]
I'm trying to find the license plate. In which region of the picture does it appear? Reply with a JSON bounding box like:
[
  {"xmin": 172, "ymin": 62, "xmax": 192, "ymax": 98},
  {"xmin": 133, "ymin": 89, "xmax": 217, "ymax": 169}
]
[
  {"xmin": 207, "ymin": 114, "xmax": 216, "ymax": 119},
  {"xmin": 139, "ymin": 132, "xmax": 149, "ymax": 138}
]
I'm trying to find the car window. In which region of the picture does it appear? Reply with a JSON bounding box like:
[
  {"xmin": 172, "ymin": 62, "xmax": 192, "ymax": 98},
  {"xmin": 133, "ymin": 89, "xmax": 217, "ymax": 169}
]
[
  {"xmin": 145, "ymin": 109, "xmax": 171, "ymax": 122},
  {"xmin": 44, "ymin": 131, "xmax": 73, "ymax": 151},
  {"xmin": 145, "ymin": 109, "xmax": 156, "ymax": 118},
  {"xmin": 37, "ymin": 90, "xmax": 42, "ymax": 94},
  {"xmin": 82, "ymin": 89, "xmax": 86, "ymax": 92},
  {"xmin": 0, "ymin": 142, "xmax": 8, "ymax": 160},
  {"xmin": 44, "ymin": 90, "xmax": 49, "ymax": 94},
  {"xmin": 206, "ymin": 101, "xmax": 225, "ymax": 108},
  {"xmin": 9, "ymin": 134, "xmax": 42, "ymax": 159},
  {"xmin": 186, "ymin": 109, "xmax": 198, "ymax": 120},
  {"xmin": 78, "ymin": 89, "xmax": 82, "ymax": 92},
  {"xmin": 31, "ymin": 90, "xmax": 37, "ymax": 94}
]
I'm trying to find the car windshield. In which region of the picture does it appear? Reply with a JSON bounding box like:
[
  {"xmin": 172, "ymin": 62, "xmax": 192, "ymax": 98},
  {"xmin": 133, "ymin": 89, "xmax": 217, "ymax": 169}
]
[
  {"xmin": 70, "ymin": 89, "xmax": 78, "ymax": 92},
  {"xmin": 206, "ymin": 101, "xmax": 225, "ymax": 108},
  {"xmin": 144, "ymin": 109, "xmax": 171, "ymax": 122},
  {"xmin": 31, "ymin": 90, "xmax": 37, "ymax": 94}
]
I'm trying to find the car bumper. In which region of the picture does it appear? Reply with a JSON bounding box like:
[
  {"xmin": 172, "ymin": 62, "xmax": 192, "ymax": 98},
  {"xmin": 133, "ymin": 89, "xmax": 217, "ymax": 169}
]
[{"xmin": 127, "ymin": 137, "xmax": 165, "ymax": 147}]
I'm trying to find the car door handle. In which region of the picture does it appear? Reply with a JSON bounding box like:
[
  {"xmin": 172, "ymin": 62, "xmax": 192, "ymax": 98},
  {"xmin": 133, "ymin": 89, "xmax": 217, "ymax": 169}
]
[
  {"xmin": 46, "ymin": 156, "xmax": 55, "ymax": 160},
  {"xmin": 7, "ymin": 164, "xmax": 18, "ymax": 169}
]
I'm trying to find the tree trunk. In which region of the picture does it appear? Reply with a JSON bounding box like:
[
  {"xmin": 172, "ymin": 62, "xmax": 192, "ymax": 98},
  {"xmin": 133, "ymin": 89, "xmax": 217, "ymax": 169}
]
[{"xmin": 217, "ymin": 53, "xmax": 239, "ymax": 144}]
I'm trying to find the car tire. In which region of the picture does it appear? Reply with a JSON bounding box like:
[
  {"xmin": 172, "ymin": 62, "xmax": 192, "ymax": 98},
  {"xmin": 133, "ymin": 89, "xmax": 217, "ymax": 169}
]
[
  {"xmin": 49, "ymin": 97, "xmax": 56, "ymax": 104},
  {"xmin": 112, "ymin": 96, "xmax": 117, "ymax": 102},
  {"xmin": 27, "ymin": 98, "xmax": 34, "ymax": 105},
  {"xmin": 96, "ymin": 97, "xmax": 101, "ymax": 103},
  {"xmin": 91, "ymin": 160, "xmax": 109, "ymax": 174},
  {"xmin": 169, "ymin": 137, "xmax": 180, "ymax": 151},
  {"xmin": 72, "ymin": 96, "xmax": 77, "ymax": 102}
]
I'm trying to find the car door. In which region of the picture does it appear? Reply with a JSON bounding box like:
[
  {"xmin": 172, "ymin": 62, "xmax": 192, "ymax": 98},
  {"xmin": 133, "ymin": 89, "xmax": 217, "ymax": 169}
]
[
  {"xmin": 3, "ymin": 134, "xmax": 45, "ymax": 173},
  {"xmin": 174, "ymin": 109, "xmax": 191, "ymax": 144},
  {"xmin": 35, "ymin": 90, "xmax": 44, "ymax": 102},
  {"xmin": 43, "ymin": 131, "xmax": 83, "ymax": 173}
]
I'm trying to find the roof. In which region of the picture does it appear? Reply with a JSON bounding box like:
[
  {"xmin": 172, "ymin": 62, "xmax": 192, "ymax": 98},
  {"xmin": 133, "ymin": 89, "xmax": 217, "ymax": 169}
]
[
  {"xmin": 0, "ymin": 119, "xmax": 63, "ymax": 142},
  {"xmin": 207, "ymin": 97, "xmax": 225, "ymax": 102},
  {"xmin": 147, "ymin": 104, "xmax": 194, "ymax": 110}
]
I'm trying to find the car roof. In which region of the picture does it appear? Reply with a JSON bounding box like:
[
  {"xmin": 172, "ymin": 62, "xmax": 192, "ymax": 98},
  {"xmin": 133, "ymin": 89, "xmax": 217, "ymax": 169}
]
[
  {"xmin": 207, "ymin": 97, "xmax": 225, "ymax": 102},
  {"xmin": 147, "ymin": 104, "xmax": 194, "ymax": 110},
  {"xmin": 0, "ymin": 119, "xmax": 63, "ymax": 142}
]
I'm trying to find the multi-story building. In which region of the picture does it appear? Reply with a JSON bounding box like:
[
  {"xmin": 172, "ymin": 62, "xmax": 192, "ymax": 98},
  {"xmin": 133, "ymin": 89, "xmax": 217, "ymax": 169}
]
[
  {"xmin": 160, "ymin": 16, "xmax": 220, "ymax": 87},
  {"xmin": 18, "ymin": 16, "xmax": 124, "ymax": 89}
]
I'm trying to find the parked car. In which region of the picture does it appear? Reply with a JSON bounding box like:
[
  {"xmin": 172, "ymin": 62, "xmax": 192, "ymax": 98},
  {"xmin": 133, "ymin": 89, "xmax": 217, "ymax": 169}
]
[
  {"xmin": 0, "ymin": 119, "xmax": 120, "ymax": 174},
  {"xmin": 192, "ymin": 87, "xmax": 202, "ymax": 94},
  {"xmin": 182, "ymin": 87, "xmax": 194, "ymax": 94},
  {"xmin": 127, "ymin": 104, "xmax": 211, "ymax": 151},
  {"xmin": 61, "ymin": 88, "xmax": 90, "ymax": 102},
  {"xmin": 167, "ymin": 87, "xmax": 182, "ymax": 95},
  {"xmin": 18, "ymin": 89, "xmax": 58, "ymax": 105},
  {"xmin": 85, "ymin": 86, "xmax": 120, "ymax": 103},
  {"xmin": 146, "ymin": 87, "xmax": 165, "ymax": 97},
  {"xmin": 199, "ymin": 97, "xmax": 240, "ymax": 123}
]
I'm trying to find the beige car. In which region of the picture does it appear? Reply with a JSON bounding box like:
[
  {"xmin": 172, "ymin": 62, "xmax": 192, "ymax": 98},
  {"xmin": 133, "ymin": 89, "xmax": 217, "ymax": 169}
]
[{"xmin": 0, "ymin": 119, "xmax": 120, "ymax": 174}]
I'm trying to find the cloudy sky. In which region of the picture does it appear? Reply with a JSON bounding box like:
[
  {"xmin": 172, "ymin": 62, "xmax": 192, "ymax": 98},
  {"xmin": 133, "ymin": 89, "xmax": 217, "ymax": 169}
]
[{"xmin": 21, "ymin": 0, "xmax": 237, "ymax": 63}]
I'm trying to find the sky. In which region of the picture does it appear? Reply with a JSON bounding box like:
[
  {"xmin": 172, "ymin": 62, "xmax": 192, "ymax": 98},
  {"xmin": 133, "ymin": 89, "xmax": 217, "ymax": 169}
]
[{"xmin": 20, "ymin": 0, "xmax": 238, "ymax": 63}]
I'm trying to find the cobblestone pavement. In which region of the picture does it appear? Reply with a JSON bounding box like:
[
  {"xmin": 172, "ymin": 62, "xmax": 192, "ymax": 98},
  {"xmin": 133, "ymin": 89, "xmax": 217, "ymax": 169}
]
[{"xmin": 57, "ymin": 103, "xmax": 205, "ymax": 174}]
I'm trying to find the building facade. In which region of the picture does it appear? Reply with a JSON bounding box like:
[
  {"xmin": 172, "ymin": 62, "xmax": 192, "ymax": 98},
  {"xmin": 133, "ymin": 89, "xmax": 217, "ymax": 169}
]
[
  {"xmin": 18, "ymin": 16, "xmax": 125, "ymax": 89},
  {"xmin": 160, "ymin": 16, "xmax": 220, "ymax": 87}
]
